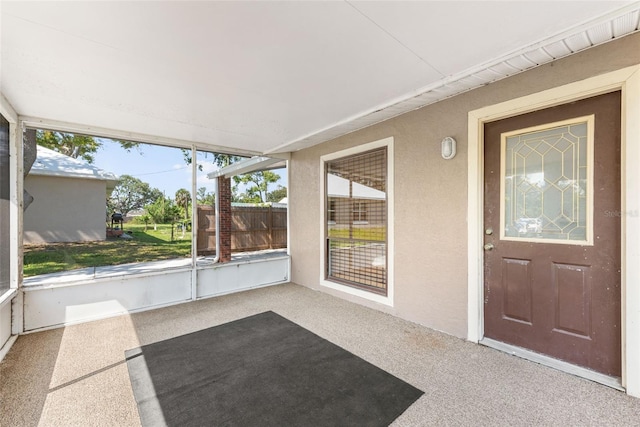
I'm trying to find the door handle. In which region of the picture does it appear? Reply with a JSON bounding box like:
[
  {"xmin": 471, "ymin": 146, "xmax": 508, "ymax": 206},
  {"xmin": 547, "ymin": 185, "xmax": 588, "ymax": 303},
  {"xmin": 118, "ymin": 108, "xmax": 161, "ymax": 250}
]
[{"xmin": 483, "ymin": 243, "xmax": 494, "ymax": 251}]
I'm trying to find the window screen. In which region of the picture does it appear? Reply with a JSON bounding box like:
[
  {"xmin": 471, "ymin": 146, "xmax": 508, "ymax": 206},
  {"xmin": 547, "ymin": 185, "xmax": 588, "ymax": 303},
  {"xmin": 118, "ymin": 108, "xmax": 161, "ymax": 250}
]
[
  {"xmin": 325, "ymin": 147, "xmax": 387, "ymax": 294},
  {"xmin": 0, "ymin": 116, "xmax": 10, "ymax": 295}
]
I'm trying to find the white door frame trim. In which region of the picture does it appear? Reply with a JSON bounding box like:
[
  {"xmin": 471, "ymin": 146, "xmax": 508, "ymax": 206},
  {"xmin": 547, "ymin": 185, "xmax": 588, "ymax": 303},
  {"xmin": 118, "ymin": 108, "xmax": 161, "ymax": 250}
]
[{"xmin": 467, "ymin": 65, "xmax": 640, "ymax": 397}]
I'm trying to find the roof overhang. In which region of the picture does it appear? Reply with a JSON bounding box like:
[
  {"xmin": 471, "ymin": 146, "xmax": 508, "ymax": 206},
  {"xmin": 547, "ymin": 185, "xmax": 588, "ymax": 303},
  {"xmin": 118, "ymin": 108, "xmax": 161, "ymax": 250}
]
[
  {"xmin": 2, "ymin": 2, "xmax": 639, "ymax": 156},
  {"xmin": 207, "ymin": 155, "xmax": 289, "ymax": 179},
  {"xmin": 266, "ymin": 2, "xmax": 640, "ymax": 154}
]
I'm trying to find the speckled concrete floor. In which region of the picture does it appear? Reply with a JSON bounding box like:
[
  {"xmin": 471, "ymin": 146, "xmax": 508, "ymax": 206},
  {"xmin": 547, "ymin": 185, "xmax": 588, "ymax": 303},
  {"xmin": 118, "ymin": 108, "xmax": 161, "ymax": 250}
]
[{"xmin": 2, "ymin": 283, "xmax": 640, "ymax": 426}]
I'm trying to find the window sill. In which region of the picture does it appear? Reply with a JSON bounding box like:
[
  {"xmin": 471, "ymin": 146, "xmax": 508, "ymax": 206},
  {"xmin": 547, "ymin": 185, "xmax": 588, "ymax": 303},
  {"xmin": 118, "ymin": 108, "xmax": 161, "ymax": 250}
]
[{"xmin": 320, "ymin": 279, "xmax": 392, "ymax": 307}]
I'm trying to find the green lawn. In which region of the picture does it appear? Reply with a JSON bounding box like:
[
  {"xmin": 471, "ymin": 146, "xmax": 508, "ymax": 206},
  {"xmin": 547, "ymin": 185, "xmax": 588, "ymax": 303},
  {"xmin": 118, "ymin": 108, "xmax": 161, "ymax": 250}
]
[
  {"xmin": 328, "ymin": 227, "xmax": 386, "ymax": 241},
  {"xmin": 23, "ymin": 224, "xmax": 192, "ymax": 277}
]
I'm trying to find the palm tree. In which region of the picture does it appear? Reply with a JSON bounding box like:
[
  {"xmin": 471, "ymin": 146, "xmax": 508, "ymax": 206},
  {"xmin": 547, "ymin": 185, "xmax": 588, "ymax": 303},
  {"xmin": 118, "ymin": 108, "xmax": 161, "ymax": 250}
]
[{"xmin": 175, "ymin": 189, "xmax": 191, "ymax": 220}]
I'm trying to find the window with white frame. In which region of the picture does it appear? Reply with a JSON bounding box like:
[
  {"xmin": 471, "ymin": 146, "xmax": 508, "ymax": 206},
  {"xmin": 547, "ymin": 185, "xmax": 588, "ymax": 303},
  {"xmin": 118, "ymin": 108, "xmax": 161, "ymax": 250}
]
[
  {"xmin": 328, "ymin": 200, "xmax": 336, "ymax": 223},
  {"xmin": 352, "ymin": 201, "xmax": 368, "ymax": 223},
  {"xmin": 325, "ymin": 147, "xmax": 387, "ymax": 294}
]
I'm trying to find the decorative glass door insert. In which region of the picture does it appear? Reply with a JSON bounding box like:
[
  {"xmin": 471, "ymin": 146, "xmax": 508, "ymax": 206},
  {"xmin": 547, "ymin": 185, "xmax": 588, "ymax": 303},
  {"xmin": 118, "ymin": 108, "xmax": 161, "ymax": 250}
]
[{"xmin": 500, "ymin": 115, "xmax": 594, "ymax": 245}]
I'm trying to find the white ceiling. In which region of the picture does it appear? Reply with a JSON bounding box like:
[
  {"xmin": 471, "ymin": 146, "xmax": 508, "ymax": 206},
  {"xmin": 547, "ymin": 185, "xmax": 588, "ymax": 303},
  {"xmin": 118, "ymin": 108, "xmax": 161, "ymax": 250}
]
[{"xmin": 1, "ymin": 1, "xmax": 639, "ymax": 155}]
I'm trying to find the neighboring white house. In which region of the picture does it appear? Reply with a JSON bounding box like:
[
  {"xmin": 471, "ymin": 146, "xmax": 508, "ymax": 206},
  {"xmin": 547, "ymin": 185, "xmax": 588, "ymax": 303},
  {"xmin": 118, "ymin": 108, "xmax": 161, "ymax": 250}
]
[{"xmin": 23, "ymin": 146, "xmax": 118, "ymax": 244}]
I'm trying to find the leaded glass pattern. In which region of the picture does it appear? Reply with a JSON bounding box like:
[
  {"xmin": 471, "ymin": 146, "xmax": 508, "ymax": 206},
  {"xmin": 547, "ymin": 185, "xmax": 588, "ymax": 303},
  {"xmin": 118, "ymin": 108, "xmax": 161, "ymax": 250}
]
[{"xmin": 501, "ymin": 116, "xmax": 593, "ymax": 244}]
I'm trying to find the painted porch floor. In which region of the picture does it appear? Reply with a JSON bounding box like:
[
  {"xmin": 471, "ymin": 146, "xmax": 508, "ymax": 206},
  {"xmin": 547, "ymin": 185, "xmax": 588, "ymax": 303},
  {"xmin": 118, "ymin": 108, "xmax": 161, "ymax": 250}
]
[{"xmin": 2, "ymin": 283, "xmax": 640, "ymax": 426}]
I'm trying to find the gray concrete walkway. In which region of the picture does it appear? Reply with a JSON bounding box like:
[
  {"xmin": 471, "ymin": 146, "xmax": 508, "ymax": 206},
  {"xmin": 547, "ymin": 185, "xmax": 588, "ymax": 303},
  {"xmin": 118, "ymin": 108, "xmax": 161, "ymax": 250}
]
[{"xmin": 2, "ymin": 283, "xmax": 639, "ymax": 426}]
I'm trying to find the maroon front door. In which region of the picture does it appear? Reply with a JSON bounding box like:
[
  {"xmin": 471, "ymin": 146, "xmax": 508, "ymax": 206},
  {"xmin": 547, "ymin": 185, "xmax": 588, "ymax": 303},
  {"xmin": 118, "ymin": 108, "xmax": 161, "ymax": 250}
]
[{"xmin": 483, "ymin": 91, "xmax": 621, "ymax": 377}]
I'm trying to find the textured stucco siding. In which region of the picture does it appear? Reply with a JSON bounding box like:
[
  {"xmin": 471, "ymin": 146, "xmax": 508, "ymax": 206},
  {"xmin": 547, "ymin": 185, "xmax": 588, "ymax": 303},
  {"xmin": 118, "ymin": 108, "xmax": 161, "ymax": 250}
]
[
  {"xmin": 289, "ymin": 32, "xmax": 640, "ymax": 338},
  {"xmin": 24, "ymin": 175, "xmax": 108, "ymax": 244}
]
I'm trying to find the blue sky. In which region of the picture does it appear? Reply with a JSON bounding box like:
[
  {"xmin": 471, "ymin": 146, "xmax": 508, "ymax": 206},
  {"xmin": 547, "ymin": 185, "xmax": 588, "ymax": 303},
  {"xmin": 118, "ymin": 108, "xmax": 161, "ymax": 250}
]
[{"xmin": 92, "ymin": 139, "xmax": 286, "ymax": 199}]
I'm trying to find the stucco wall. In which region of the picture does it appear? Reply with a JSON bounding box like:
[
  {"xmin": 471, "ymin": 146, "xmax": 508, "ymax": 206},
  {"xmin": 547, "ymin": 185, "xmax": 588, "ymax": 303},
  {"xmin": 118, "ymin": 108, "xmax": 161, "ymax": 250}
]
[
  {"xmin": 24, "ymin": 175, "xmax": 108, "ymax": 244},
  {"xmin": 289, "ymin": 32, "xmax": 640, "ymax": 338}
]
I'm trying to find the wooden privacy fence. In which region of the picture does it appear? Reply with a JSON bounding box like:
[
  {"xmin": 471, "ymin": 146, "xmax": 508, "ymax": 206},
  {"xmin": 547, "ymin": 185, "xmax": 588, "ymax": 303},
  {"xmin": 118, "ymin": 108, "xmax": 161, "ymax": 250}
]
[{"xmin": 197, "ymin": 205, "xmax": 287, "ymax": 255}]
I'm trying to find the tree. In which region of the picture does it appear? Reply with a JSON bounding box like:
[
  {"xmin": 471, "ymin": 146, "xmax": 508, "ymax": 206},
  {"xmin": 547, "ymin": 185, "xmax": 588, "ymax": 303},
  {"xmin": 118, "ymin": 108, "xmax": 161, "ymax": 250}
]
[
  {"xmin": 234, "ymin": 170, "xmax": 280, "ymax": 203},
  {"xmin": 107, "ymin": 175, "xmax": 163, "ymax": 217},
  {"xmin": 146, "ymin": 196, "xmax": 181, "ymax": 227},
  {"xmin": 134, "ymin": 213, "xmax": 152, "ymax": 231},
  {"xmin": 197, "ymin": 187, "xmax": 215, "ymax": 206},
  {"xmin": 267, "ymin": 185, "xmax": 287, "ymax": 203},
  {"xmin": 183, "ymin": 151, "xmax": 242, "ymax": 171},
  {"xmin": 187, "ymin": 152, "xmax": 286, "ymax": 204},
  {"xmin": 35, "ymin": 130, "xmax": 138, "ymax": 164},
  {"xmin": 175, "ymin": 188, "xmax": 191, "ymax": 220},
  {"xmin": 146, "ymin": 198, "xmax": 165, "ymax": 229},
  {"xmin": 37, "ymin": 130, "xmax": 101, "ymax": 163}
]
